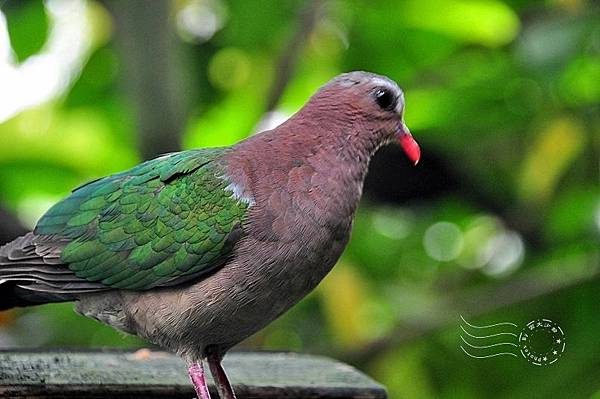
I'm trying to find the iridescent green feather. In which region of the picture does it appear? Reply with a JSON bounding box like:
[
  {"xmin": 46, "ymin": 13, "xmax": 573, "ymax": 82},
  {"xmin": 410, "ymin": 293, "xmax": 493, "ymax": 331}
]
[{"xmin": 34, "ymin": 148, "xmax": 249, "ymax": 290}]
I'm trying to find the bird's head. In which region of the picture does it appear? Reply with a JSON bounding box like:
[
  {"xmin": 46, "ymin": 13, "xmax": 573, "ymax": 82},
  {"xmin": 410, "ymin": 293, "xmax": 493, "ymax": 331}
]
[{"xmin": 303, "ymin": 71, "xmax": 420, "ymax": 165}]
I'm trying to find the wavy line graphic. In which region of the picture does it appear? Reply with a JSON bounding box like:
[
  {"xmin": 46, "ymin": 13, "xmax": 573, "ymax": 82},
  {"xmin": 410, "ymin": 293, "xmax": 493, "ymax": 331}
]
[
  {"xmin": 460, "ymin": 315, "xmax": 519, "ymax": 359},
  {"xmin": 460, "ymin": 335, "xmax": 518, "ymax": 349},
  {"xmin": 460, "ymin": 346, "xmax": 518, "ymax": 359},
  {"xmin": 460, "ymin": 315, "xmax": 517, "ymax": 329},
  {"xmin": 460, "ymin": 325, "xmax": 518, "ymax": 339},
  {"xmin": 460, "ymin": 316, "xmax": 566, "ymax": 365}
]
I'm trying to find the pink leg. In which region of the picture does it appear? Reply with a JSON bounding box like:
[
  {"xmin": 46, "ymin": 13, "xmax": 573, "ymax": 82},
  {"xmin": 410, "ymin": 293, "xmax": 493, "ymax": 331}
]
[
  {"xmin": 188, "ymin": 361, "xmax": 212, "ymax": 399},
  {"xmin": 207, "ymin": 353, "xmax": 237, "ymax": 399}
]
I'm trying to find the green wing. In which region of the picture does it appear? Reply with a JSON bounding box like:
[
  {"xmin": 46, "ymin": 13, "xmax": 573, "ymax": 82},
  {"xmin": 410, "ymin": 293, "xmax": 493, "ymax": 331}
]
[{"xmin": 34, "ymin": 148, "xmax": 249, "ymax": 290}]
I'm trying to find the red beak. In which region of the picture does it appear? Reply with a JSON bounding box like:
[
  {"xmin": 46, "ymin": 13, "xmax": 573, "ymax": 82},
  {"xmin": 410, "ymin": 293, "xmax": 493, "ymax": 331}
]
[{"xmin": 397, "ymin": 121, "xmax": 420, "ymax": 165}]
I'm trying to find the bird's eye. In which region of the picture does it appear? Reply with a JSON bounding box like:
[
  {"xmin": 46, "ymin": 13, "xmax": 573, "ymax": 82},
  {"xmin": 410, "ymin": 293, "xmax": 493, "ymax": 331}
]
[{"xmin": 374, "ymin": 88, "xmax": 397, "ymax": 111}]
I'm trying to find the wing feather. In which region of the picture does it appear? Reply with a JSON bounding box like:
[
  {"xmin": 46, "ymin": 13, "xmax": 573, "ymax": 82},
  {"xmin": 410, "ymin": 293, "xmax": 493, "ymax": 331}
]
[{"xmin": 1, "ymin": 148, "xmax": 248, "ymax": 296}]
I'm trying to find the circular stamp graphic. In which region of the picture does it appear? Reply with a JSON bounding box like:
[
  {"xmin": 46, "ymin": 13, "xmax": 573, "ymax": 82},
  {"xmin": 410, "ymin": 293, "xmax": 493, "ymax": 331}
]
[{"xmin": 518, "ymin": 318, "xmax": 565, "ymax": 366}]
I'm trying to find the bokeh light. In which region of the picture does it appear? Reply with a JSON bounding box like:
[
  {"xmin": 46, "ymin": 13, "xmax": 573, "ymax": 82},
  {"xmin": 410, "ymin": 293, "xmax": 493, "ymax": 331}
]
[{"xmin": 423, "ymin": 222, "xmax": 464, "ymax": 262}]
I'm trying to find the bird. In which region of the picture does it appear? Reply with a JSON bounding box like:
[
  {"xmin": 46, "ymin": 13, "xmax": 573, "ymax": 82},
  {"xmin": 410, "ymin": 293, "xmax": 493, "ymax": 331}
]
[{"xmin": 0, "ymin": 71, "xmax": 419, "ymax": 399}]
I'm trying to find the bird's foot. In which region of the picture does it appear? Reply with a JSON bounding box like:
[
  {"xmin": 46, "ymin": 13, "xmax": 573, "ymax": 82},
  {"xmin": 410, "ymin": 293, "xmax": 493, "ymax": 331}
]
[
  {"xmin": 188, "ymin": 361, "xmax": 212, "ymax": 399},
  {"xmin": 207, "ymin": 353, "xmax": 237, "ymax": 399}
]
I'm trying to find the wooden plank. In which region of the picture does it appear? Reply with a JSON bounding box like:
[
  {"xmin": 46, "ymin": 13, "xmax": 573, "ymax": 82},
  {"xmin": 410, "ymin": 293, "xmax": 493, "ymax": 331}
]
[{"xmin": 0, "ymin": 350, "xmax": 387, "ymax": 398}]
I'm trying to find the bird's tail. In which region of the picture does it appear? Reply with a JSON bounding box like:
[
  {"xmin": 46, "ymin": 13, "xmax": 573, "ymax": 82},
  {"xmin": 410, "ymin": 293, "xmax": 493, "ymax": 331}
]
[{"xmin": 0, "ymin": 233, "xmax": 81, "ymax": 310}]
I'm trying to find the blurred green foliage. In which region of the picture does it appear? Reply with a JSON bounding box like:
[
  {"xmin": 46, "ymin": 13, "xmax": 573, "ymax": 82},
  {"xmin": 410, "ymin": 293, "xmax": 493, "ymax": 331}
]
[{"xmin": 0, "ymin": 0, "xmax": 599, "ymax": 398}]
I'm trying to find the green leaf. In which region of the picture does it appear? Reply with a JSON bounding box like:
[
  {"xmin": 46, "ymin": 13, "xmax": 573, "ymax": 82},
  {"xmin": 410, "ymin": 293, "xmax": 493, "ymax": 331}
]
[{"xmin": 5, "ymin": 0, "xmax": 49, "ymax": 62}]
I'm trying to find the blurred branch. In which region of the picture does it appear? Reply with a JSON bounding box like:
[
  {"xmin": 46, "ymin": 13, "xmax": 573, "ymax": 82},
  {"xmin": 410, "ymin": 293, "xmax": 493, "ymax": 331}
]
[
  {"xmin": 338, "ymin": 256, "xmax": 600, "ymax": 365},
  {"xmin": 101, "ymin": 0, "xmax": 185, "ymax": 160},
  {"xmin": 0, "ymin": 204, "xmax": 28, "ymax": 245},
  {"xmin": 264, "ymin": 0, "xmax": 324, "ymax": 113}
]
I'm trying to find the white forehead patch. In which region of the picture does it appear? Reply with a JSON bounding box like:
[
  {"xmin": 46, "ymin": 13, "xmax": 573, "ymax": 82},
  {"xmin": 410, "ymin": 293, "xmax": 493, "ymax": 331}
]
[{"xmin": 371, "ymin": 77, "xmax": 396, "ymax": 90}]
